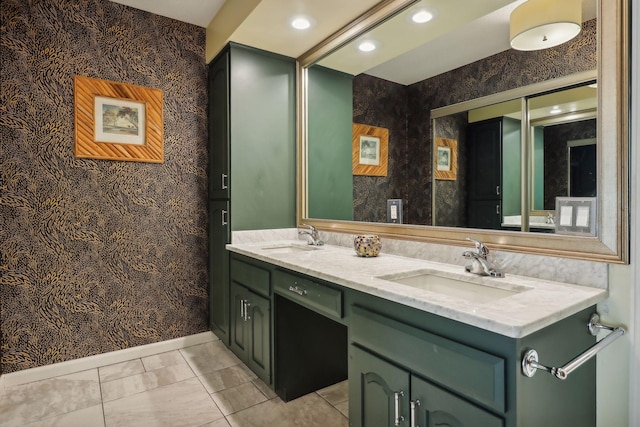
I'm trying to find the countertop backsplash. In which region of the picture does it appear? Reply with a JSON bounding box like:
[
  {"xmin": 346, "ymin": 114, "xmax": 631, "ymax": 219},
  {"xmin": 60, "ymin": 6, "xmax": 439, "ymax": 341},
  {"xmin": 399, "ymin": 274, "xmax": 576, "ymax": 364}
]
[{"xmin": 232, "ymin": 229, "xmax": 608, "ymax": 289}]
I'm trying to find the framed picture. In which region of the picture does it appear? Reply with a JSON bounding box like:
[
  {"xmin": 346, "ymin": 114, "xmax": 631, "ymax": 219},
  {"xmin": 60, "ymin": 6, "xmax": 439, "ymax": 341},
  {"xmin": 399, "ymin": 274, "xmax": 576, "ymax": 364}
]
[
  {"xmin": 74, "ymin": 76, "xmax": 164, "ymax": 163},
  {"xmin": 94, "ymin": 96, "xmax": 146, "ymax": 145},
  {"xmin": 434, "ymin": 137, "xmax": 457, "ymax": 180},
  {"xmin": 352, "ymin": 123, "xmax": 388, "ymax": 176}
]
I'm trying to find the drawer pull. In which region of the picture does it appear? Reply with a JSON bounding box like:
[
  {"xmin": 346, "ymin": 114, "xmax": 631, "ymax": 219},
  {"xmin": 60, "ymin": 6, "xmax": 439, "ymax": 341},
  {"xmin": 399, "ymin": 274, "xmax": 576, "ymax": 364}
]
[
  {"xmin": 288, "ymin": 285, "xmax": 307, "ymax": 296},
  {"xmin": 394, "ymin": 391, "xmax": 405, "ymax": 426},
  {"xmin": 240, "ymin": 299, "xmax": 245, "ymax": 320},
  {"xmin": 410, "ymin": 400, "xmax": 420, "ymax": 427},
  {"xmin": 244, "ymin": 301, "xmax": 251, "ymax": 321}
]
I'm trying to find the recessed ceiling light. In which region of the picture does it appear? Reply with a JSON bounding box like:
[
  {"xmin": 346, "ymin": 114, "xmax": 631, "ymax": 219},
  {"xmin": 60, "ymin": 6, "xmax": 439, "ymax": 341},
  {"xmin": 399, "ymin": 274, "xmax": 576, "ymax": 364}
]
[
  {"xmin": 412, "ymin": 10, "xmax": 433, "ymax": 24},
  {"xmin": 291, "ymin": 17, "xmax": 311, "ymax": 30},
  {"xmin": 358, "ymin": 41, "xmax": 377, "ymax": 52}
]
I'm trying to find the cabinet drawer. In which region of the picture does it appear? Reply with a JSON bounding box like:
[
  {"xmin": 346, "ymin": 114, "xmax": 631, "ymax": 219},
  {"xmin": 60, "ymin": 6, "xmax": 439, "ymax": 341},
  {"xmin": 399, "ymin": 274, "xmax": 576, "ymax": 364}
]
[
  {"xmin": 273, "ymin": 270, "xmax": 343, "ymax": 320},
  {"xmin": 351, "ymin": 305, "xmax": 505, "ymax": 413},
  {"xmin": 230, "ymin": 257, "xmax": 270, "ymax": 297}
]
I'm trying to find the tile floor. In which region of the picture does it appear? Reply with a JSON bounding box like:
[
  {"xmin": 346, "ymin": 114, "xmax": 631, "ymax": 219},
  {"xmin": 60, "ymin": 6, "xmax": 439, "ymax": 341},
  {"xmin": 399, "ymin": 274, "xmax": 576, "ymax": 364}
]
[{"xmin": 0, "ymin": 338, "xmax": 349, "ymax": 427}]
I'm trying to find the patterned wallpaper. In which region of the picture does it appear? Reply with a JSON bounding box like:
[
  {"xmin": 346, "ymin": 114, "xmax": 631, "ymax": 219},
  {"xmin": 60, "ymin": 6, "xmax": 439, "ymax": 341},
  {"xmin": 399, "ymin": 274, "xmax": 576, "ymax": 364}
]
[
  {"xmin": 353, "ymin": 19, "xmax": 597, "ymax": 226},
  {"xmin": 0, "ymin": 0, "xmax": 208, "ymax": 374},
  {"xmin": 352, "ymin": 74, "xmax": 408, "ymax": 223}
]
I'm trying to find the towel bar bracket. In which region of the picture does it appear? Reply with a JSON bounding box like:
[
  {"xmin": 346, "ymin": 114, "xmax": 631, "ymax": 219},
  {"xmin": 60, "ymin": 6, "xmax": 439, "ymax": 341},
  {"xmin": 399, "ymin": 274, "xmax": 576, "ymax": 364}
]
[{"xmin": 521, "ymin": 312, "xmax": 626, "ymax": 380}]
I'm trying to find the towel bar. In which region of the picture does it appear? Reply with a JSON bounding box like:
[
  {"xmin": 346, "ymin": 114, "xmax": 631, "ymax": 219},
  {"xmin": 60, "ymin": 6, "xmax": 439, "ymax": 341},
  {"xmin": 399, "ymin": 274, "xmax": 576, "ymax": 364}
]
[{"xmin": 521, "ymin": 313, "xmax": 626, "ymax": 380}]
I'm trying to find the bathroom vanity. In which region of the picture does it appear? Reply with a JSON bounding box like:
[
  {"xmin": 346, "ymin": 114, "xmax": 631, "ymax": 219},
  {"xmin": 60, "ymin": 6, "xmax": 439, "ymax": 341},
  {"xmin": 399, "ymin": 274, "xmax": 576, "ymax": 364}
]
[{"xmin": 224, "ymin": 241, "xmax": 606, "ymax": 427}]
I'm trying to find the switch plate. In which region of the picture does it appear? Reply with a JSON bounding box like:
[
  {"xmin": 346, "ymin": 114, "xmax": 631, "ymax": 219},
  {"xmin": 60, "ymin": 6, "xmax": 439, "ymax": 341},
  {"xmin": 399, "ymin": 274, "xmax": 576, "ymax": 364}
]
[{"xmin": 387, "ymin": 199, "xmax": 403, "ymax": 224}]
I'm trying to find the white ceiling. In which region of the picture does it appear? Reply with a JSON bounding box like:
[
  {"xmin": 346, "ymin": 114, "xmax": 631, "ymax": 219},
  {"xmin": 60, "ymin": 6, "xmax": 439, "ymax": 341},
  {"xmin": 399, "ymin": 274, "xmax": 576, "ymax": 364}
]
[
  {"xmin": 109, "ymin": 0, "xmax": 596, "ymax": 85},
  {"xmin": 110, "ymin": 0, "xmax": 225, "ymax": 27}
]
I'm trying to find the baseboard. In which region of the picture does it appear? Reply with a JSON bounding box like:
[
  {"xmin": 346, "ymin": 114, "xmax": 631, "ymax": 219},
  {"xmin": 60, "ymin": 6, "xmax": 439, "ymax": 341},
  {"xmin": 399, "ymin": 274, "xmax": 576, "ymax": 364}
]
[{"xmin": 0, "ymin": 331, "xmax": 218, "ymax": 390}]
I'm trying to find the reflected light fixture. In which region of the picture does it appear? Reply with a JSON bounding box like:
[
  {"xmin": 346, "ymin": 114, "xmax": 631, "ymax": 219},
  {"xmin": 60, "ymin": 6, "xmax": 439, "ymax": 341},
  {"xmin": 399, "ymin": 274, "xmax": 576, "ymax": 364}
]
[
  {"xmin": 510, "ymin": 0, "xmax": 582, "ymax": 51},
  {"xmin": 358, "ymin": 41, "xmax": 376, "ymax": 52},
  {"xmin": 412, "ymin": 10, "xmax": 433, "ymax": 24},
  {"xmin": 291, "ymin": 17, "xmax": 311, "ymax": 30}
]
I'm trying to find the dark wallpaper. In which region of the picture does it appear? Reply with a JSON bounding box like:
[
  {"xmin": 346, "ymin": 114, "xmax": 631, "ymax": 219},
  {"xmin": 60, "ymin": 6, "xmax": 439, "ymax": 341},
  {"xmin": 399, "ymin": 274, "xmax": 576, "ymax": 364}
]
[
  {"xmin": 353, "ymin": 19, "xmax": 597, "ymax": 226},
  {"xmin": 352, "ymin": 74, "xmax": 408, "ymax": 223},
  {"xmin": 0, "ymin": 0, "xmax": 208, "ymax": 374},
  {"xmin": 543, "ymin": 119, "xmax": 597, "ymax": 209}
]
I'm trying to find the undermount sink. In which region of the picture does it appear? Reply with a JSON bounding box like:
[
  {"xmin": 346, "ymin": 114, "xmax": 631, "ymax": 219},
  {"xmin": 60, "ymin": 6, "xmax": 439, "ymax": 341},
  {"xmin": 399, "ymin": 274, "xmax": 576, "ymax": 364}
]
[
  {"xmin": 260, "ymin": 243, "xmax": 321, "ymax": 254},
  {"xmin": 377, "ymin": 271, "xmax": 531, "ymax": 304}
]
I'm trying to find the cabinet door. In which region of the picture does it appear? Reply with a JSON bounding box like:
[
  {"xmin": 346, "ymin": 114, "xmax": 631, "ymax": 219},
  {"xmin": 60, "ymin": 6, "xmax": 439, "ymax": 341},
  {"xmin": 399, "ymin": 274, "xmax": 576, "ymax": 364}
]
[
  {"xmin": 247, "ymin": 291, "xmax": 271, "ymax": 384},
  {"xmin": 350, "ymin": 345, "xmax": 410, "ymax": 427},
  {"xmin": 209, "ymin": 200, "xmax": 229, "ymax": 344},
  {"xmin": 229, "ymin": 282, "xmax": 248, "ymax": 360},
  {"xmin": 467, "ymin": 119, "xmax": 502, "ymax": 201},
  {"xmin": 467, "ymin": 118, "xmax": 503, "ymax": 229},
  {"xmin": 208, "ymin": 51, "xmax": 230, "ymax": 200},
  {"xmin": 411, "ymin": 375, "xmax": 503, "ymax": 427}
]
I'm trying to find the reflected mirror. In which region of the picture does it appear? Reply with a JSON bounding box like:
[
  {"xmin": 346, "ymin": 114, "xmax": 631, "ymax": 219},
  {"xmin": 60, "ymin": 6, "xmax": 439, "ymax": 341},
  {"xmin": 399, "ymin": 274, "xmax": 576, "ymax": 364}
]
[{"xmin": 299, "ymin": 0, "xmax": 628, "ymax": 262}]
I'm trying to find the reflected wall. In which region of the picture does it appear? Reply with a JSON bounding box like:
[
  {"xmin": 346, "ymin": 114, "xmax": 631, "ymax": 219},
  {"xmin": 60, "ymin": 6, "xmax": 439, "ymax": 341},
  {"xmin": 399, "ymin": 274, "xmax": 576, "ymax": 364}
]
[{"xmin": 342, "ymin": 19, "xmax": 597, "ymax": 225}]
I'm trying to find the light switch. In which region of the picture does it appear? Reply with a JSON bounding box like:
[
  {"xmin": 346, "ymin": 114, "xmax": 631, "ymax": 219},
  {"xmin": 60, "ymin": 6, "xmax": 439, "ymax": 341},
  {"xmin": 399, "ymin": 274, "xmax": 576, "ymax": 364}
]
[{"xmin": 387, "ymin": 199, "xmax": 403, "ymax": 224}]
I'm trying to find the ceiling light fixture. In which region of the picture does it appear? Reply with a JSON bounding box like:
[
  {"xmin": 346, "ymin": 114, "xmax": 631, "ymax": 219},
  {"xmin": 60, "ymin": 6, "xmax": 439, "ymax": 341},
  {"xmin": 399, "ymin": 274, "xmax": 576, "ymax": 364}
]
[
  {"xmin": 412, "ymin": 10, "xmax": 433, "ymax": 24},
  {"xmin": 291, "ymin": 17, "xmax": 311, "ymax": 30},
  {"xmin": 510, "ymin": 0, "xmax": 582, "ymax": 51},
  {"xmin": 358, "ymin": 41, "xmax": 376, "ymax": 52},
  {"xmin": 550, "ymin": 106, "xmax": 562, "ymax": 114}
]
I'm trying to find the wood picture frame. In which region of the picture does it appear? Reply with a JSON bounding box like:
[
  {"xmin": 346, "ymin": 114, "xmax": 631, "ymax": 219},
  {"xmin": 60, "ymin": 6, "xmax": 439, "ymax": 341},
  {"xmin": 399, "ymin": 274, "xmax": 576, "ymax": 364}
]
[
  {"xmin": 434, "ymin": 137, "xmax": 457, "ymax": 180},
  {"xmin": 352, "ymin": 123, "xmax": 388, "ymax": 176},
  {"xmin": 74, "ymin": 76, "xmax": 164, "ymax": 163}
]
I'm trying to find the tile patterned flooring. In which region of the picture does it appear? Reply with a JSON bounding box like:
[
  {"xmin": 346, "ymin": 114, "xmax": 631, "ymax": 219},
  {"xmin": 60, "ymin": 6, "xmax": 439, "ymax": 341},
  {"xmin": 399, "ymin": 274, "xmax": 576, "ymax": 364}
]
[{"xmin": 0, "ymin": 338, "xmax": 349, "ymax": 426}]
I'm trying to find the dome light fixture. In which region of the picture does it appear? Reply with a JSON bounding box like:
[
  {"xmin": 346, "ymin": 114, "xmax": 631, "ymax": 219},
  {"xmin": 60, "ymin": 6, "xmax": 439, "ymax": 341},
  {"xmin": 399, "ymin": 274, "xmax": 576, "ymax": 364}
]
[{"xmin": 510, "ymin": 0, "xmax": 582, "ymax": 51}]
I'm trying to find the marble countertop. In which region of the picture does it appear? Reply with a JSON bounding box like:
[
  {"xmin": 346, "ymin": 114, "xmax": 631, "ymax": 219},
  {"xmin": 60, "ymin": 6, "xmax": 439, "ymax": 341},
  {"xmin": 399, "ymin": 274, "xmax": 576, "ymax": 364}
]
[{"xmin": 227, "ymin": 240, "xmax": 607, "ymax": 338}]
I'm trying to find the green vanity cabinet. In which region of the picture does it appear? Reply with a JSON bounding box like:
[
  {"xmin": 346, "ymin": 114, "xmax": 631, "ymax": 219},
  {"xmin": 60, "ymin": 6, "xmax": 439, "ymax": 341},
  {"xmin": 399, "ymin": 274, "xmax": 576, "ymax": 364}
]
[
  {"xmin": 350, "ymin": 345, "xmax": 503, "ymax": 427},
  {"xmin": 349, "ymin": 305, "xmax": 505, "ymax": 427},
  {"xmin": 226, "ymin": 252, "xmax": 597, "ymax": 427},
  {"xmin": 208, "ymin": 200, "xmax": 230, "ymax": 343},
  {"xmin": 229, "ymin": 257, "xmax": 272, "ymax": 384}
]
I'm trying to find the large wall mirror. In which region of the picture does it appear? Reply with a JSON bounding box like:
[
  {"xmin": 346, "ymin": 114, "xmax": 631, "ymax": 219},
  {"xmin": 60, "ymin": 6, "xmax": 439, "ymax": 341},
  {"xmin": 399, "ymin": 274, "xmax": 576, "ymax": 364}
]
[{"xmin": 297, "ymin": 0, "xmax": 628, "ymax": 263}]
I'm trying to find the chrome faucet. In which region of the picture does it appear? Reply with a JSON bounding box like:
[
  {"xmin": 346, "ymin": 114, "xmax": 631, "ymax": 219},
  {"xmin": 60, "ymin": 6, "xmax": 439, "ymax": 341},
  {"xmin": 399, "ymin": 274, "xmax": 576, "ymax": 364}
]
[
  {"xmin": 298, "ymin": 224, "xmax": 324, "ymax": 246},
  {"xmin": 463, "ymin": 237, "xmax": 504, "ymax": 278}
]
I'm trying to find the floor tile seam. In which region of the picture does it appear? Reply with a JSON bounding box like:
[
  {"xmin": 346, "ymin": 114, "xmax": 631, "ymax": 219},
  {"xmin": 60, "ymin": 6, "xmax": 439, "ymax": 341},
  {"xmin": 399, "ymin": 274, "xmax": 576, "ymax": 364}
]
[
  {"xmin": 100, "ymin": 359, "xmax": 194, "ymax": 388},
  {"xmin": 216, "ymin": 396, "xmax": 272, "ymax": 417},
  {"xmin": 202, "ymin": 382, "xmax": 227, "ymax": 420},
  {"xmin": 315, "ymin": 392, "xmax": 350, "ymax": 419},
  {"xmin": 98, "ymin": 357, "xmax": 145, "ymax": 383},
  {"xmin": 100, "ymin": 375, "xmax": 202, "ymax": 406},
  {"xmin": 97, "ymin": 364, "xmax": 108, "ymax": 427}
]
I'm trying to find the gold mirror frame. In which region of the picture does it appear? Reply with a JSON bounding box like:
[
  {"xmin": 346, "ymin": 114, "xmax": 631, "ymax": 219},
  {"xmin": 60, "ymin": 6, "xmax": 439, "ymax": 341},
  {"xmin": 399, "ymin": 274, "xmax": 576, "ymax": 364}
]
[{"xmin": 297, "ymin": 0, "xmax": 629, "ymax": 263}]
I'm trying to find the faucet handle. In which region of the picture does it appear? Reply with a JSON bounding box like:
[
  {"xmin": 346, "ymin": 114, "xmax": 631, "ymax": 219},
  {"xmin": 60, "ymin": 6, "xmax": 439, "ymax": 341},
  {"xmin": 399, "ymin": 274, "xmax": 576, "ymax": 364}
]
[
  {"xmin": 301, "ymin": 223, "xmax": 315, "ymax": 232},
  {"xmin": 466, "ymin": 237, "xmax": 489, "ymax": 258}
]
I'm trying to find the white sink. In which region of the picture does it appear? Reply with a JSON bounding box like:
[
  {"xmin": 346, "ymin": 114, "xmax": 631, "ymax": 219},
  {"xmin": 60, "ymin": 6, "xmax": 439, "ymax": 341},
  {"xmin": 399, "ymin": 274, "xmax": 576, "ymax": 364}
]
[
  {"xmin": 260, "ymin": 243, "xmax": 322, "ymax": 254},
  {"xmin": 377, "ymin": 271, "xmax": 531, "ymax": 304}
]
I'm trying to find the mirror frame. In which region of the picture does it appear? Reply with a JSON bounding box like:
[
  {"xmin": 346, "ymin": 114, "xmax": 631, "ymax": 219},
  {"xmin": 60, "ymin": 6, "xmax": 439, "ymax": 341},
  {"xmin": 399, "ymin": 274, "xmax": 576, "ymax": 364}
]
[{"xmin": 296, "ymin": 0, "xmax": 629, "ymax": 263}]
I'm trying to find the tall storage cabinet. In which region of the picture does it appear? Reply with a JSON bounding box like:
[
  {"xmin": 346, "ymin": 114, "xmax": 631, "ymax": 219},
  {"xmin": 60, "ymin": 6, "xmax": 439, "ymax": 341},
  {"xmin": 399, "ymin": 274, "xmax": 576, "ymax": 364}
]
[
  {"xmin": 208, "ymin": 43, "xmax": 296, "ymax": 344},
  {"xmin": 466, "ymin": 117, "xmax": 520, "ymax": 229}
]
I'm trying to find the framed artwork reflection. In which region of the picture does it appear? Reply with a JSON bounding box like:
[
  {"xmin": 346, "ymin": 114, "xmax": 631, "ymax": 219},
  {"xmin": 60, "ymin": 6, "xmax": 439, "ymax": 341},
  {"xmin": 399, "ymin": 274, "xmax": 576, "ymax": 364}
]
[{"xmin": 352, "ymin": 123, "xmax": 388, "ymax": 176}]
